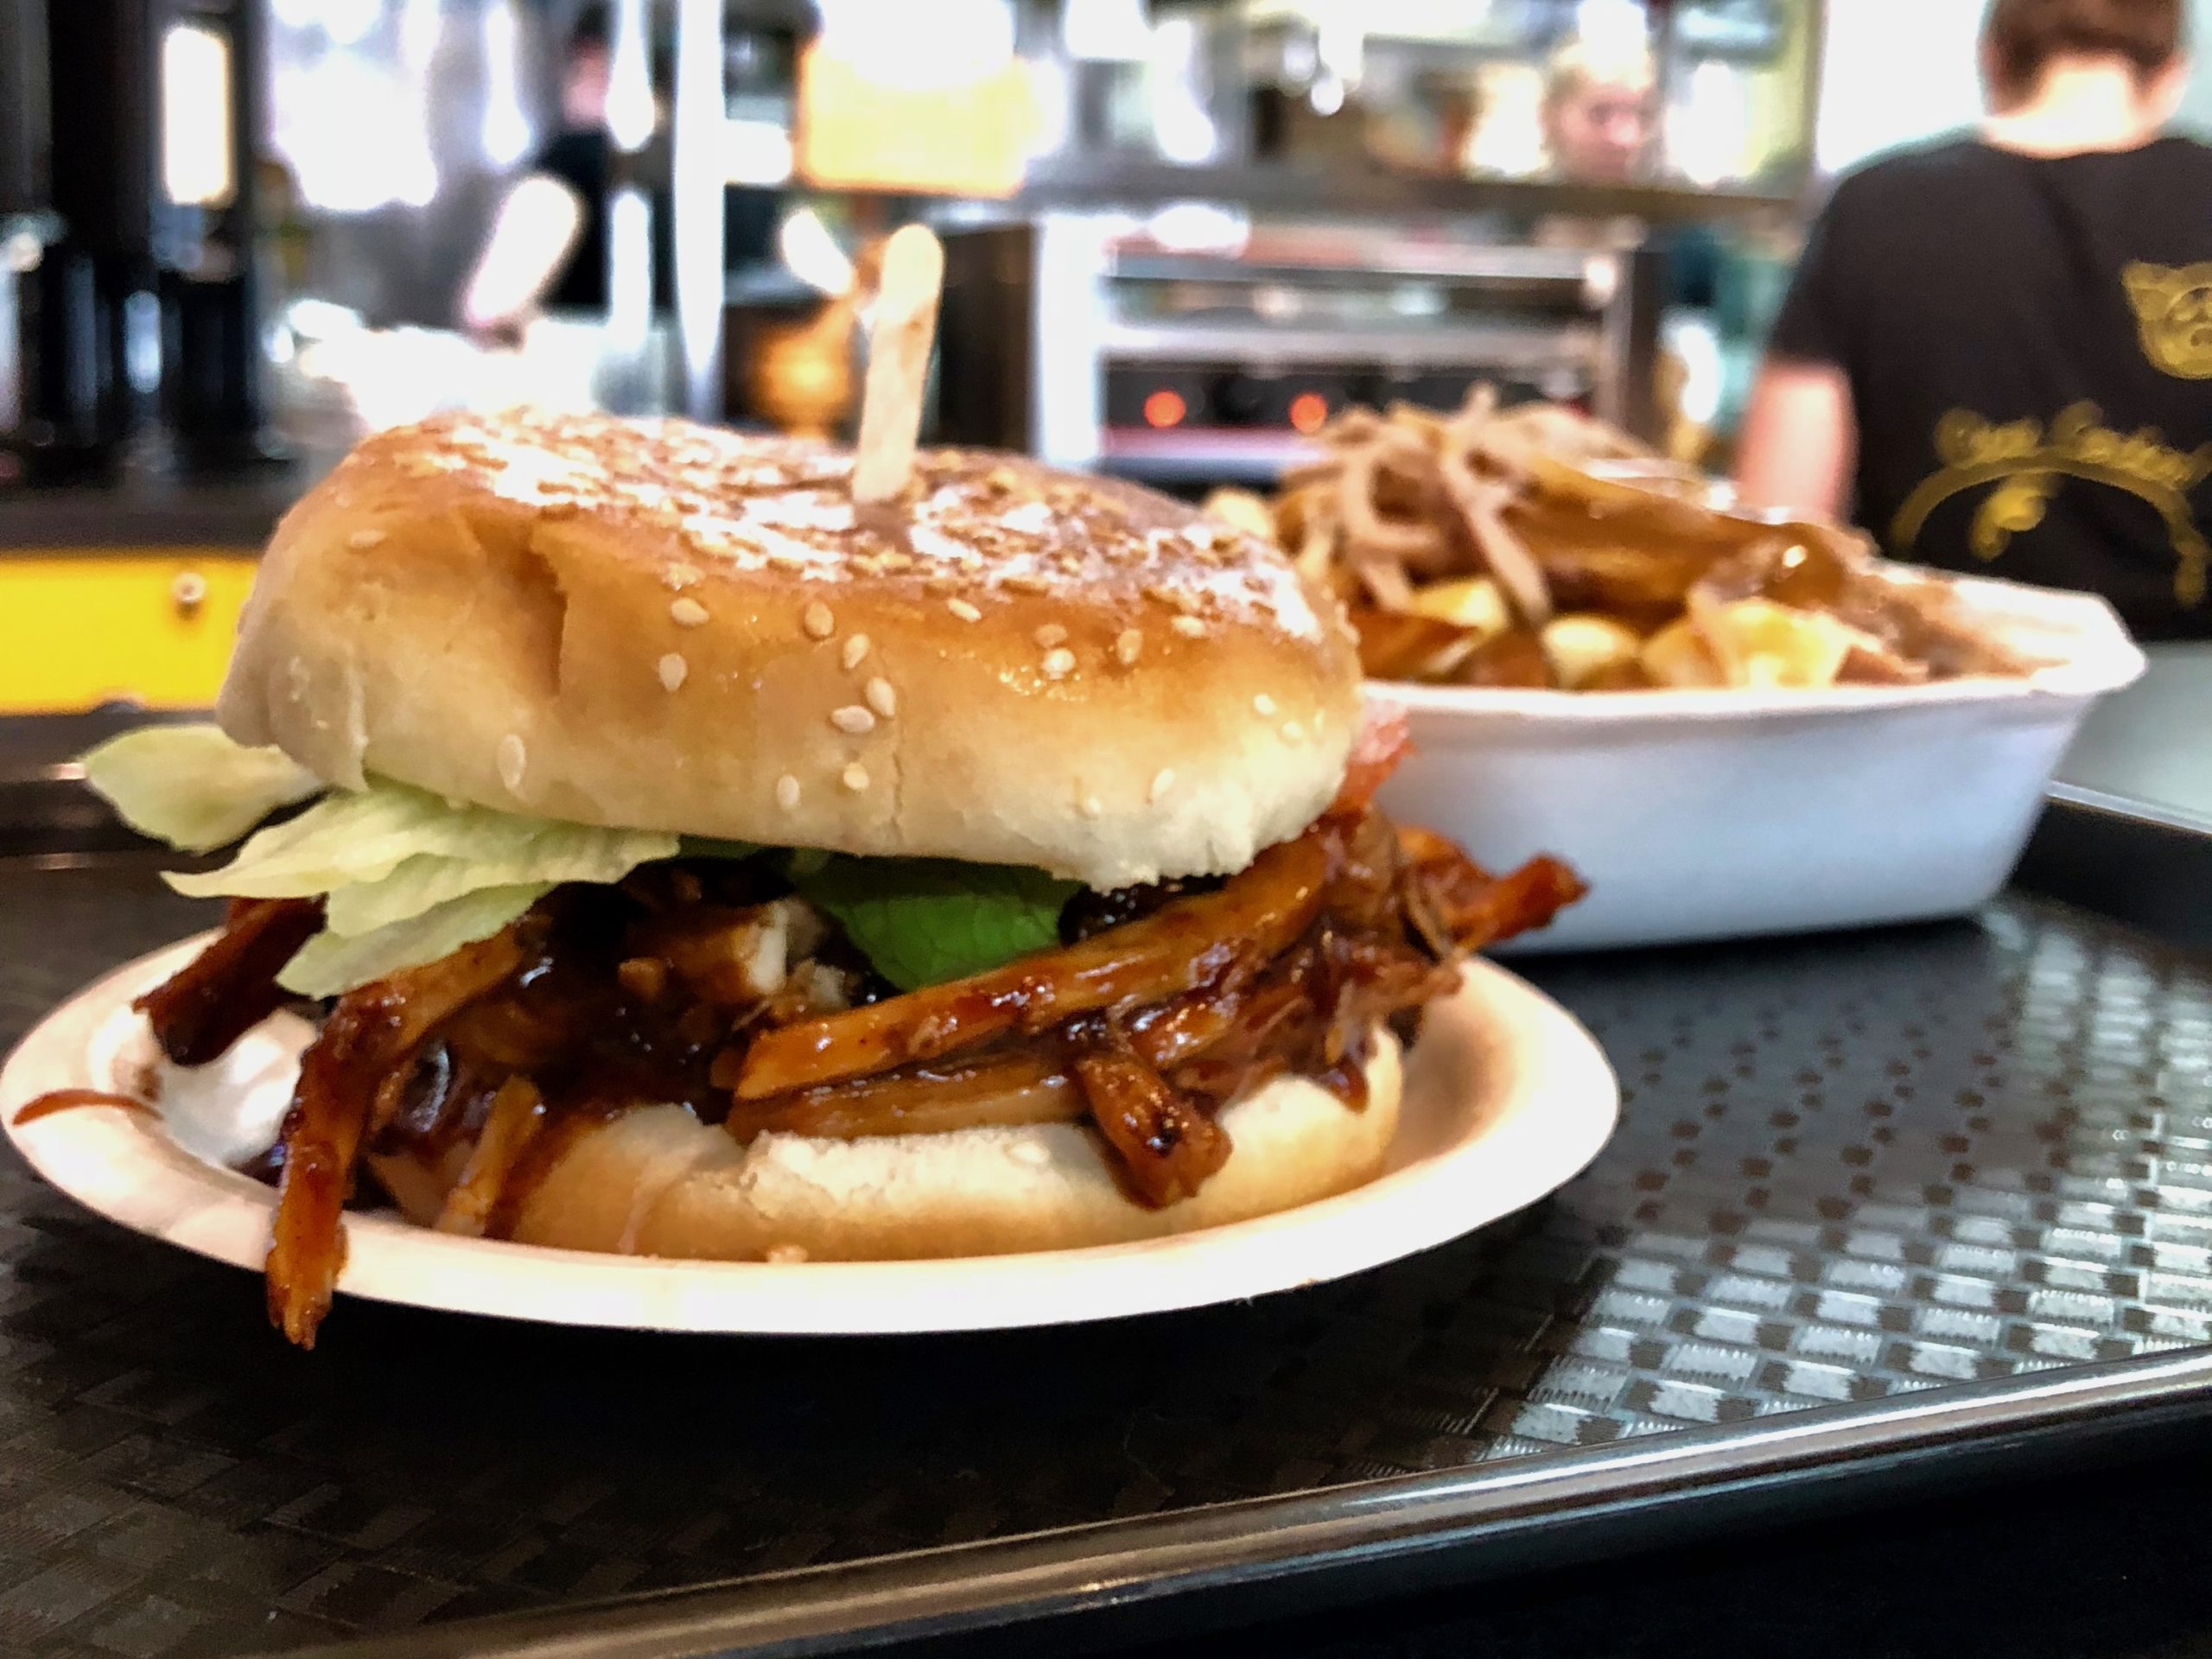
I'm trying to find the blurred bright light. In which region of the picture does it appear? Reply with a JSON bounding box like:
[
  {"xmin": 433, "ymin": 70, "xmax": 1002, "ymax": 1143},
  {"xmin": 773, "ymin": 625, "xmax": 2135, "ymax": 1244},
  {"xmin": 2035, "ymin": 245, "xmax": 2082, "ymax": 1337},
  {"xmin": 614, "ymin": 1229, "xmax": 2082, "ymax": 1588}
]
[
  {"xmin": 725, "ymin": 118, "xmax": 794, "ymax": 185},
  {"xmin": 1816, "ymin": 0, "xmax": 1984, "ymax": 173},
  {"xmin": 276, "ymin": 55, "xmax": 438, "ymax": 211},
  {"xmin": 778, "ymin": 207, "xmax": 854, "ymax": 294},
  {"xmin": 480, "ymin": 1, "xmax": 531, "ymax": 166},
  {"xmin": 398, "ymin": 0, "xmax": 441, "ymax": 69},
  {"xmin": 1575, "ymin": 0, "xmax": 1649, "ymax": 58},
  {"xmin": 815, "ymin": 0, "xmax": 1014, "ymax": 89},
  {"xmin": 1143, "ymin": 201, "xmax": 1249, "ymax": 253},
  {"xmin": 162, "ymin": 23, "xmax": 236, "ymax": 208},
  {"xmin": 1670, "ymin": 60, "xmax": 1745, "ymax": 186},
  {"xmin": 1149, "ymin": 16, "xmax": 1218, "ymax": 163},
  {"xmin": 1063, "ymin": 0, "xmax": 1147, "ymax": 62},
  {"xmin": 606, "ymin": 187, "xmax": 652, "ymax": 356},
  {"xmin": 318, "ymin": 0, "xmax": 384, "ymax": 48},
  {"xmin": 1026, "ymin": 57, "xmax": 1071, "ymax": 156},
  {"xmin": 607, "ymin": 0, "xmax": 657, "ymax": 150}
]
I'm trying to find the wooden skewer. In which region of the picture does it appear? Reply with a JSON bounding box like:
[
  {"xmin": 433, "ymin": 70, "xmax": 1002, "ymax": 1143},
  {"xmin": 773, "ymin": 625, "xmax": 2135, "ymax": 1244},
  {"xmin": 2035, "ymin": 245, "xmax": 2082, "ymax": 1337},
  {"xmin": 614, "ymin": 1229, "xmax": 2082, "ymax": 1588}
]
[{"xmin": 850, "ymin": 224, "xmax": 945, "ymax": 505}]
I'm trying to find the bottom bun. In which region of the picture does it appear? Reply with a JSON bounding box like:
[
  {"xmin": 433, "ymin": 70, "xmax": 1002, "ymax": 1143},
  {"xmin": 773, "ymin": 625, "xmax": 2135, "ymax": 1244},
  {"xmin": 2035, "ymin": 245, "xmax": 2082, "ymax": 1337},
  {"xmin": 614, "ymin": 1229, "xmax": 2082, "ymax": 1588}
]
[{"xmin": 371, "ymin": 1032, "xmax": 1401, "ymax": 1261}]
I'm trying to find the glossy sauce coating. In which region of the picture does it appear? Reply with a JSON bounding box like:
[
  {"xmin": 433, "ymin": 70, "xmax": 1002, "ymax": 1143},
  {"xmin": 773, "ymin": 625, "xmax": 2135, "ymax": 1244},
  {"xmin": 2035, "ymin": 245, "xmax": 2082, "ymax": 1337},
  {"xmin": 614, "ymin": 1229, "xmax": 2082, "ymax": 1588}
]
[{"xmin": 12, "ymin": 1090, "xmax": 155, "ymax": 1127}]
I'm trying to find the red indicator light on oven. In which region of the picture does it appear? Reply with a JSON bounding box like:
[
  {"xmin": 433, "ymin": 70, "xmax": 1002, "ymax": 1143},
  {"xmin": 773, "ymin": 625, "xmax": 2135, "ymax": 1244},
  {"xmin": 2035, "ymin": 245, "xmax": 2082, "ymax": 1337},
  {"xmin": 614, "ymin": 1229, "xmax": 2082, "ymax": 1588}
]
[
  {"xmin": 1142, "ymin": 390, "xmax": 1187, "ymax": 429},
  {"xmin": 1288, "ymin": 392, "xmax": 1328, "ymax": 434}
]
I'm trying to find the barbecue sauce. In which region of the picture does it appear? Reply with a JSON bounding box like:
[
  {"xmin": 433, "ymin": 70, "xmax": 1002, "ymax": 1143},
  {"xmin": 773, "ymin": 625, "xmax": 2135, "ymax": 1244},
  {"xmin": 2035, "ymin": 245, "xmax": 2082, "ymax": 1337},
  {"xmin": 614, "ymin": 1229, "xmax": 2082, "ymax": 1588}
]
[{"xmin": 12, "ymin": 1090, "xmax": 156, "ymax": 1126}]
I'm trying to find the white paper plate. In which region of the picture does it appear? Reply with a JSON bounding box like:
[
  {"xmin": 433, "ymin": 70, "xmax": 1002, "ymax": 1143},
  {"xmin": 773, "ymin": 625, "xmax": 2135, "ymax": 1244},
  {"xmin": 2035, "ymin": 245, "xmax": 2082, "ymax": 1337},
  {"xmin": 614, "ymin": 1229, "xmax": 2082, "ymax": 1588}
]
[{"xmin": 0, "ymin": 934, "xmax": 1620, "ymax": 1336}]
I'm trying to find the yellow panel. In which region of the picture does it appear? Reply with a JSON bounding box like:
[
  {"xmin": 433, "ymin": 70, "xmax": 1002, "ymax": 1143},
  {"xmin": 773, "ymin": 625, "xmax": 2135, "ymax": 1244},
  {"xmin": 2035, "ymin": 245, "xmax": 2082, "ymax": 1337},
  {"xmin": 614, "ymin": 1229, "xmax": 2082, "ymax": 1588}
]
[
  {"xmin": 0, "ymin": 550, "xmax": 259, "ymax": 715},
  {"xmin": 796, "ymin": 48, "xmax": 1034, "ymax": 198}
]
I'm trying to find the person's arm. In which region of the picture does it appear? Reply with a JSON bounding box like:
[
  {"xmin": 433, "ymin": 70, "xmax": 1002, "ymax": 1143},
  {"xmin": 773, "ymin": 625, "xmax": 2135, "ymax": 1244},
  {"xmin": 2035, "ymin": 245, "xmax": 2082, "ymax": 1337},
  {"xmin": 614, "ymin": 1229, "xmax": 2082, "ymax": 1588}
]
[
  {"xmin": 1731, "ymin": 177, "xmax": 1866, "ymax": 521},
  {"xmin": 460, "ymin": 173, "xmax": 585, "ymax": 337},
  {"xmin": 1733, "ymin": 358, "xmax": 1855, "ymax": 521}
]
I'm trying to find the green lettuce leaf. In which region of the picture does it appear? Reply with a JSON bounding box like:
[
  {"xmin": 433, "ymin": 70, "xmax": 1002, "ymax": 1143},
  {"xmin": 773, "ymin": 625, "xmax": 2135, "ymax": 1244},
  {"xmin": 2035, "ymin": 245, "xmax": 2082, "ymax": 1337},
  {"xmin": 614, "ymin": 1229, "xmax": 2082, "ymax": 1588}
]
[
  {"xmin": 277, "ymin": 884, "xmax": 551, "ymax": 999},
  {"xmin": 794, "ymin": 857, "xmax": 1079, "ymax": 992},
  {"xmin": 158, "ymin": 772, "xmax": 682, "ymax": 995},
  {"xmin": 168, "ymin": 779, "xmax": 680, "ymax": 907},
  {"xmin": 321, "ymin": 833, "xmax": 676, "ymax": 937},
  {"xmin": 79, "ymin": 724, "xmax": 322, "ymax": 854}
]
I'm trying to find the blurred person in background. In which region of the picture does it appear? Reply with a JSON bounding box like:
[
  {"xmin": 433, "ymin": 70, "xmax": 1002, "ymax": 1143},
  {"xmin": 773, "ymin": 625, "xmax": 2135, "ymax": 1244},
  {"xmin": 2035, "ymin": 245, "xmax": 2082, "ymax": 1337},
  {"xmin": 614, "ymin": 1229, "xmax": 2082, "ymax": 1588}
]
[
  {"xmin": 462, "ymin": 4, "xmax": 672, "ymax": 339},
  {"xmin": 1533, "ymin": 39, "xmax": 1721, "ymax": 462},
  {"xmin": 1735, "ymin": 0, "xmax": 2212, "ymax": 640},
  {"xmin": 1541, "ymin": 41, "xmax": 1656, "ymax": 183}
]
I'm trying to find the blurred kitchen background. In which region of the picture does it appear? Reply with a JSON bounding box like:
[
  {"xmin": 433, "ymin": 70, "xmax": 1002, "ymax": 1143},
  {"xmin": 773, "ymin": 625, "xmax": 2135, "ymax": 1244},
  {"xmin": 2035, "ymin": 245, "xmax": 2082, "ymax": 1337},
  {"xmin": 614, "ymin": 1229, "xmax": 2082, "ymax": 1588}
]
[{"xmin": 4, "ymin": 0, "xmax": 2212, "ymax": 715}]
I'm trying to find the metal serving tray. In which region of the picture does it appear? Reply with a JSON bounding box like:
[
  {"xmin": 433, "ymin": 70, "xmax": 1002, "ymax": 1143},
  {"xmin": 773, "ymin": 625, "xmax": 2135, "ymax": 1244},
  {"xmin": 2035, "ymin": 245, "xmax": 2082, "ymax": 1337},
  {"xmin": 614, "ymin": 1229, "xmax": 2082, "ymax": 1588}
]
[{"xmin": 0, "ymin": 791, "xmax": 2206, "ymax": 1658}]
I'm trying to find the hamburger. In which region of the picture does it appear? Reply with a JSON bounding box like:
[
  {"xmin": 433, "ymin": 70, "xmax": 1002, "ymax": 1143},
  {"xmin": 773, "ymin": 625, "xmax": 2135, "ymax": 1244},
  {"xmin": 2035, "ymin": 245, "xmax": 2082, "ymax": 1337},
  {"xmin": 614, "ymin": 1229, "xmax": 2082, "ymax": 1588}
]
[{"xmin": 79, "ymin": 409, "xmax": 1582, "ymax": 1347}]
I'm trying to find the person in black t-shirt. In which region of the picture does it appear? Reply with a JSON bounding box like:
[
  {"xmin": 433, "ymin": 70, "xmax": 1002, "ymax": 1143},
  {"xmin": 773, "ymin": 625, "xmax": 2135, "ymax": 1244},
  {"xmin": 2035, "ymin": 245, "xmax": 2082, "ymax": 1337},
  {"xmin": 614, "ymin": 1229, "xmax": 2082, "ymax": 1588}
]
[
  {"xmin": 1735, "ymin": 0, "xmax": 2212, "ymax": 640},
  {"xmin": 462, "ymin": 6, "xmax": 692, "ymax": 336}
]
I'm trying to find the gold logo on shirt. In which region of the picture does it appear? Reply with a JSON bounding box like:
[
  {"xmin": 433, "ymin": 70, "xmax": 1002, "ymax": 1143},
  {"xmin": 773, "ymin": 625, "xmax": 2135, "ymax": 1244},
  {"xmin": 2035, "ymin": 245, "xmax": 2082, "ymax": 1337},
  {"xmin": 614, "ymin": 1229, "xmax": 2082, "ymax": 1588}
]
[
  {"xmin": 1891, "ymin": 403, "xmax": 2212, "ymax": 606},
  {"xmin": 2122, "ymin": 261, "xmax": 2212, "ymax": 379}
]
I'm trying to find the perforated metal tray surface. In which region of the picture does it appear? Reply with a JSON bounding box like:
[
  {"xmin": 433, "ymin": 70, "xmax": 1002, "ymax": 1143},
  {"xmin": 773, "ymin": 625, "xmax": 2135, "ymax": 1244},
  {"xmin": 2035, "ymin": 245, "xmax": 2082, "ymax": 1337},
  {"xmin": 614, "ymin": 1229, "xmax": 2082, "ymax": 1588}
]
[{"xmin": 0, "ymin": 842, "xmax": 2208, "ymax": 1659}]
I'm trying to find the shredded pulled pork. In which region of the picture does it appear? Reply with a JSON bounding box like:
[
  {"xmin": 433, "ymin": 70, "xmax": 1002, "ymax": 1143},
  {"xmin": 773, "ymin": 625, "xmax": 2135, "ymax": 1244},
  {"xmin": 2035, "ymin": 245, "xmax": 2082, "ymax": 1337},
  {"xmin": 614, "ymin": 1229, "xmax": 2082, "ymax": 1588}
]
[
  {"xmin": 142, "ymin": 791, "xmax": 1580, "ymax": 1347},
  {"xmin": 135, "ymin": 897, "xmax": 323, "ymax": 1065}
]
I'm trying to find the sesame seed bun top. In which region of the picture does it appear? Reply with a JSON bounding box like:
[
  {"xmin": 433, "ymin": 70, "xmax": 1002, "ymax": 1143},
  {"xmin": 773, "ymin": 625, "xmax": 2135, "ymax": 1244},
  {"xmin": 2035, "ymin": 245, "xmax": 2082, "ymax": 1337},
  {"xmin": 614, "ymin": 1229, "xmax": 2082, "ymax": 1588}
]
[{"xmin": 216, "ymin": 410, "xmax": 1363, "ymax": 887}]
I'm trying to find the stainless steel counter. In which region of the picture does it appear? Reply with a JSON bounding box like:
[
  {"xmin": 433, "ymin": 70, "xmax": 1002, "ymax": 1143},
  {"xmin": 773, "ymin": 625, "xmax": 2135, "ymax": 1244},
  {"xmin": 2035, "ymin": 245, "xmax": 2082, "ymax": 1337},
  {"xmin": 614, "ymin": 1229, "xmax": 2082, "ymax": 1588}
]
[{"xmin": 2056, "ymin": 643, "xmax": 2212, "ymax": 826}]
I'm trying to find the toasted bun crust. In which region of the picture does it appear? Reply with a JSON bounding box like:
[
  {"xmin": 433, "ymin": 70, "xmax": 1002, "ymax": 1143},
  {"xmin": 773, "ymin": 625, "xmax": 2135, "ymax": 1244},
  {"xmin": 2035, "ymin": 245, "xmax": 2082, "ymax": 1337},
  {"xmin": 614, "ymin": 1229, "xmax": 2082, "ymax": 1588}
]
[
  {"xmin": 367, "ymin": 1035, "xmax": 1399, "ymax": 1260},
  {"xmin": 218, "ymin": 410, "xmax": 1360, "ymax": 888}
]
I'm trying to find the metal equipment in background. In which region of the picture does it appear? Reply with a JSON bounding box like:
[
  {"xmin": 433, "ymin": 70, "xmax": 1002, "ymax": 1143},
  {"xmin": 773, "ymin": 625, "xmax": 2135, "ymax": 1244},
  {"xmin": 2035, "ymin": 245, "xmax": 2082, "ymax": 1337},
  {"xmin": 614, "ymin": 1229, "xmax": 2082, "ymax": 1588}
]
[{"xmin": 938, "ymin": 216, "xmax": 1666, "ymax": 496}]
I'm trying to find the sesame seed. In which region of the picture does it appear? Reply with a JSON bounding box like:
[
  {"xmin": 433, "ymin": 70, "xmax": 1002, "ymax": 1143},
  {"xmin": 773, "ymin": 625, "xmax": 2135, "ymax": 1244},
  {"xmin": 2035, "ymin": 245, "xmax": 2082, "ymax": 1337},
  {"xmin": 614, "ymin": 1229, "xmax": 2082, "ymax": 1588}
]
[
  {"xmin": 347, "ymin": 528, "xmax": 387, "ymax": 549},
  {"xmin": 1281, "ymin": 720, "xmax": 1306, "ymax": 743},
  {"xmin": 802, "ymin": 601, "xmax": 835, "ymax": 639},
  {"xmin": 1040, "ymin": 647, "xmax": 1076, "ymax": 679},
  {"xmin": 765, "ymin": 1243, "xmax": 810, "ymax": 1264},
  {"xmin": 775, "ymin": 773, "xmax": 801, "ymax": 810},
  {"xmin": 1253, "ymin": 693, "xmax": 1277, "ymax": 716},
  {"xmin": 842, "ymin": 762, "xmax": 870, "ymax": 792},
  {"xmin": 664, "ymin": 562, "xmax": 701, "ymax": 590},
  {"xmin": 1080, "ymin": 795, "xmax": 1103, "ymax": 818},
  {"xmin": 842, "ymin": 634, "xmax": 871, "ymax": 670},
  {"xmin": 831, "ymin": 705, "xmax": 876, "ymax": 734},
  {"xmin": 496, "ymin": 734, "xmax": 525, "ymax": 791},
  {"xmin": 1171, "ymin": 615, "xmax": 1207, "ymax": 639},
  {"xmin": 658, "ymin": 652, "xmax": 689, "ymax": 691},
  {"xmin": 1149, "ymin": 768, "xmax": 1175, "ymax": 803},
  {"xmin": 670, "ymin": 597, "xmax": 709, "ymax": 627},
  {"xmin": 1115, "ymin": 628, "xmax": 1143, "ymax": 665},
  {"xmin": 865, "ymin": 677, "xmax": 897, "ymax": 718},
  {"xmin": 947, "ymin": 597, "xmax": 982, "ymax": 623},
  {"xmin": 1033, "ymin": 623, "xmax": 1068, "ymax": 648}
]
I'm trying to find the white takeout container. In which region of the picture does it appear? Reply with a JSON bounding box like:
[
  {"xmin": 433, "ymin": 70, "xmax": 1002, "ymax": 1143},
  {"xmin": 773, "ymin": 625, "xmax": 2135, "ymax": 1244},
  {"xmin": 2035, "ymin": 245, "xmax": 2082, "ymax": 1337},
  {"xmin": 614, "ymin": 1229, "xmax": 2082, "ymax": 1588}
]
[{"xmin": 1376, "ymin": 573, "xmax": 2147, "ymax": 953}]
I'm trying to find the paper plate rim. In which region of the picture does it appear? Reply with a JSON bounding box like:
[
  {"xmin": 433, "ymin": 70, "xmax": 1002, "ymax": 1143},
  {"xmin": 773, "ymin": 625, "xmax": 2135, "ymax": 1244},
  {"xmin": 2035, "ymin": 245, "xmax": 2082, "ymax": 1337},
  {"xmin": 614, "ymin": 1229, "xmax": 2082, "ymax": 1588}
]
[{"xmin": 0, "ymin": 934, "xmax": 1620, "ymax": 1336}]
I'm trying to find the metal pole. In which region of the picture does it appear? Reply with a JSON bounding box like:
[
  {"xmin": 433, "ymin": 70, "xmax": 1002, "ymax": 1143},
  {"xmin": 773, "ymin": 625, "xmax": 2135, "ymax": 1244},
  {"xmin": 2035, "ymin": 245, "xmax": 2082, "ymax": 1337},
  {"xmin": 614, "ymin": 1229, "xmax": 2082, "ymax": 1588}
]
[
  {"xmin": 671, "ymin": 0, "xmax": 725, "ymax": 423},
  {"xmin": 602, "ymin": 0, "xmax": 653, "ymax": 411}
]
